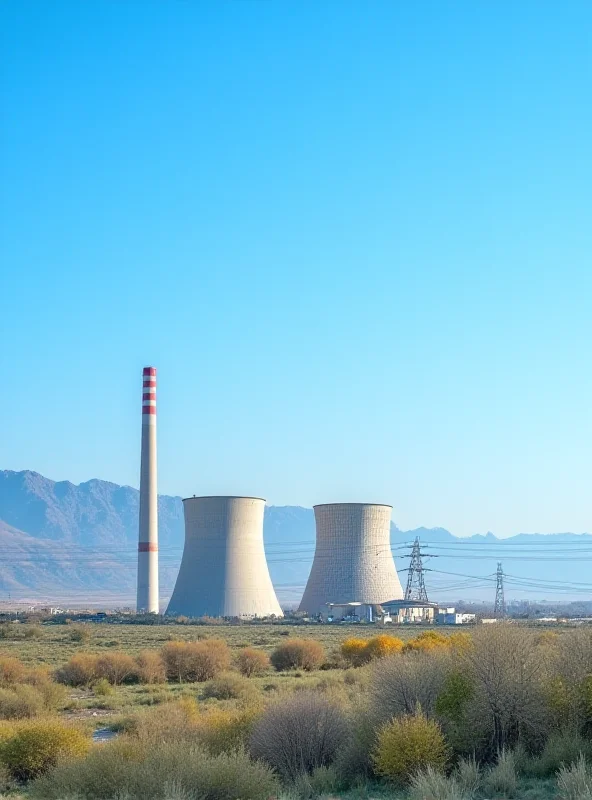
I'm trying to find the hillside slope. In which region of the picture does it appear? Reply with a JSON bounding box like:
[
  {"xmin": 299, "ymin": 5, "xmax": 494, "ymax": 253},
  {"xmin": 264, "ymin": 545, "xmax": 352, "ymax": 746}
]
[{"xmin": 1, "ymin": 470, "xmax": 591, "ymax": 606}]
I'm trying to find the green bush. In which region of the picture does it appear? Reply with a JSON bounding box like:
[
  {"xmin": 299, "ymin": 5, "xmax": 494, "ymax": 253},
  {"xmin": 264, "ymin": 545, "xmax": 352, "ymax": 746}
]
[
  {"xmin": 0, "ymin": 686, "xmax": 45, "ymax": 719},
  {"xmin": 408, "ymin": 766, "xmax": 465, "ymax": 800},
  {"xmin": 32, "ymin": 678, "xmax": 67, "ymax": 711},
  {"xmin": 68, "ymin": 625, "xmax": 91, "ymax": 643},
  {"xmin": 270, "ymin": 639, "xmax": 325, "ymax": 672},
  {"xmin": 30, "ymin": 739, "xmax": 279, "ymax": 800},
  {"xmin": 93, "ymin": 678, "xmax": 114, "ymax": 697},
  {"xmin": 372, "ymin": 710, "xmax": 449, "ymax": 783},
  {"xmin": 0, "ymin": 720, "xmax": 90, "ymax": 780},
  {"xmin": 333, "ymin": 707, "xmax": 377, "ymax": 785},
  {"xmin": 454, "ymin": 755, "xmax": 481, "ymax": 796},
  {"xmin": 525, "ymin": 731, "xmax": 592, "ymax": 778},
  {"xmin": 202, "ymin": 672, "xmax": 255, "ymax": 701},
  {"xmin": 435, "ymin": 671, "xmax": 474, "ymax": 723},
  {"xmin": 22, "ymin": 625, "xmax": 44, "ymax": 640},
  {"xmin": 557, "ymin": 753, "xmax": 592, "ymax": 800},
  {"xmin": 483, "ymin": 748, "xmax": 518, "ymax": 798},
  {"xmin": 292, "ymin": 764, "xmax": 341, "ymax": 798},
  {"xmin": 195, "ymin": 707, "xmax": 261, "ymax": 755}
]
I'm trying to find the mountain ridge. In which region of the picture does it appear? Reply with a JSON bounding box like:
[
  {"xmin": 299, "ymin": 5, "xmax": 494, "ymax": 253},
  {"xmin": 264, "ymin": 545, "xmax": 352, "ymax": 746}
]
[{"xmin": 1, "ymin": 470, "xmax": 591, "ymax": 605}]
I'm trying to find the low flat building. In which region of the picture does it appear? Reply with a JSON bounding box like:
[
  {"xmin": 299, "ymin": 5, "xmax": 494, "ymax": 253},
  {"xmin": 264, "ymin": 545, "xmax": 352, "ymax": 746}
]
[
  {"xmin": 325, "ymin": 602, "xmax": 380, "ymax": 622},
  {"xmin": 380, "ymin": 599, "xmax": 439, "ymax": 623},
  {"xmin": 437, "ymin": 608, "xmax": 476, "ymax": 625}
]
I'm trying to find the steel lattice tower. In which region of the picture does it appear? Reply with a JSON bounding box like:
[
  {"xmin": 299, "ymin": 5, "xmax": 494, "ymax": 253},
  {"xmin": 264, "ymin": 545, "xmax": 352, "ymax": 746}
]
[
  {"xmin": 494, "ymin": 562, "xmax": 506, "ymax": 618},
  {"xmin": 404, "ymin": 537, "xmax": 429, "ymax": 602}
]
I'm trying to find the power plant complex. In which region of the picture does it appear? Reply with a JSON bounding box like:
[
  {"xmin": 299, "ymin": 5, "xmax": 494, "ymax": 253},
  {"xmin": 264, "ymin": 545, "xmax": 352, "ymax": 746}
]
[{"xmin": 136, "ymin": 367, "xmax": 403, "ymax": 618}]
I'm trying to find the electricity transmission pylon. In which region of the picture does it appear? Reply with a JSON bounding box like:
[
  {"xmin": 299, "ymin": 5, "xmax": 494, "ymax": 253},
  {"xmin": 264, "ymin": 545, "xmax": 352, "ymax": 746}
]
[
  {"xmin": 494, "ymin": 562, "xmax": 506, "ymax": 618},
  {"xmin": 404, "ymin": 537, "xmax": 430, "ymax": 602}
]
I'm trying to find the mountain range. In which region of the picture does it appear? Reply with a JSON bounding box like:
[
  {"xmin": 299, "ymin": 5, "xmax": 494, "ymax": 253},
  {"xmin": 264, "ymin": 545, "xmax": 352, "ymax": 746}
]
[{"xmin": 0, "ymin": 469, "xmax": 590, "ymax": 607}]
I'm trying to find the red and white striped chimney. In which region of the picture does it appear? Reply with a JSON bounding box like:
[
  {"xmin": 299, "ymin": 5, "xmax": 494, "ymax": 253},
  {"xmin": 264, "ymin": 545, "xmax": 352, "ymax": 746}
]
[{"xmin": 137, "ymin": 366, "xmax": 159, "ymax": 613}]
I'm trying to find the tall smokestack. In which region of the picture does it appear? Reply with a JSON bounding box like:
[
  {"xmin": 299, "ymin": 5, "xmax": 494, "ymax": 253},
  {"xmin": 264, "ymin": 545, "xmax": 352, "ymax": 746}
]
[{"xmin": 137, "ymin": 366, "xmax": 159, "ymax": 613}]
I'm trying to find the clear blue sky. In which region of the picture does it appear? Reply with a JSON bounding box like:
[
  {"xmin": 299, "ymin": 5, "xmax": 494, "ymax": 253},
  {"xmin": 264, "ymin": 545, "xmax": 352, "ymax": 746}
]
[{"xmin": 1, "ymin": 1, "xmax": 591, "ymax": 537}]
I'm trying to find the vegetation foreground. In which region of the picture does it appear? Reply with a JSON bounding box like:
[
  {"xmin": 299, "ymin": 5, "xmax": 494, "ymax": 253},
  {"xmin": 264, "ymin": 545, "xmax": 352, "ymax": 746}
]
[{"xmin": 0, "ymin": 621, "xmax": 591, "ymax": 797}]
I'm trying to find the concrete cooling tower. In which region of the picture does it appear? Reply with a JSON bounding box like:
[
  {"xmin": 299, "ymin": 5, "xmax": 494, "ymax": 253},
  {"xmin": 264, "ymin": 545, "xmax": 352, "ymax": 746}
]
[
  {"xmin": 298, "ymin": 503, "xmax": 403, "ymax": 616},
  {"xmin": 166, "ymin": 496, "xmax": 283, "ymax": 618}
]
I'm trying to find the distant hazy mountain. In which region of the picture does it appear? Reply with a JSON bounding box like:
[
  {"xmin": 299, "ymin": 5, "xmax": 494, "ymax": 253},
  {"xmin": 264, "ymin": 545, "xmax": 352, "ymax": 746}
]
[{"xmin": 0, "ymin": 470, "xmax": 590, "ymax": 606}]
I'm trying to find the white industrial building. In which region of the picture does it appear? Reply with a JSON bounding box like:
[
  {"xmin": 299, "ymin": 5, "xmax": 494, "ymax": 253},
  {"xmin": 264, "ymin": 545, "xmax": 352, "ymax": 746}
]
[
  {"xmin": 437, "ymin": 608, "xmax": 476, "ymax": 625},
  {"xmin": 381, "ymin": 598, "xmax": 439, "ymax": 623}
]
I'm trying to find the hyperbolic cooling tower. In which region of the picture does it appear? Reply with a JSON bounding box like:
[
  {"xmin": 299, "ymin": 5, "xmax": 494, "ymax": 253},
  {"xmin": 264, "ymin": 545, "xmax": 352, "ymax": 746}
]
[
  {"xmin": 137, "ymin": 366, "xmax": 159, "ymax": 613},
  {"xmin": 166, "ymin": 496, "xmax": 283, "ymax": 618},
  {"xmin": 298, "ymin": 503, "xmax": 403, "ymax": 615}
]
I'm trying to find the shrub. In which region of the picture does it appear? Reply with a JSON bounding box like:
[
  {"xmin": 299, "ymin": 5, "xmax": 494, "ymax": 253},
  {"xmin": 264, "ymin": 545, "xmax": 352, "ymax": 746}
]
[
  {"xmin": 293, "ymin": 765, "xmax": 341, "ymax": 798},
  {"xmin": 365, "ymin": 634, "xmax": 404, "ymax": 661},
  {"xmin": 125, "ymin": 698, "xmax": 200, "ymax": 744},
  {"xmin": 435, "ymin": 671, "xmax": 474, "ymax": 723},
  {"xmin": 526, "ymin": 730, "xmax": 592, "ymax": 777},
  {"xmin": 68, "ymin": 625, "xmax": 91, "ymax": 643},
  {"xmin": 135, "ymin": 649, "xmax": 166, "ymax": 683},
  {"xmin": 161, "ymin": 639, "xmax": 230, "ymax": 682},
  {"xmin": 196, "ymin": 706, "xmax": 260, "ymax": 754},
  {"xmin": 202, "ymin": 672, "xmax": 255, "ymax": 701},
  {"xmin": 93, "ymin": 678, "xmax": 114, "ymax": 697},
  {"xmin": 160, "ymin": 641, "xmax": 187, "ymax": 682},
  {"xmin": 270, "ymin": 639, "xmax": 325, "ymax": 672},
  {"xmin": 95, "ymin": 652, "xmax": 138, "ymax": 685},
  {"xmin": 468, "ymin": 625, "xmax": 549, "ymax": 754},
  {"xmin": 372, "ymin": 710, "xmax": 449, "ymax": 783},
  {"xmin": 22, "ymin": 625, "xmax": 43, "ymax": 639},
  {"xmin": 333, "ymin": 707, "xmax": 377, "ymax": 784},
  {"xmin": 55, "ymin": 653, "xmax": 98, "ymax": 687},
  {"xmin": 341, "ymin": 638, "xmax": 370, "ymax": 667},
  {"xmin": 30, "ymin": 739, "xmax": 278, "ymax": 800},
  {"xmin": 0, "ymin": 686, "xmax": 45, "ymax": 719},
  {"xmin": 0, "ymin": 656, "xmax": 27, "ymax": 686},
  {"xmin": 409, "ymin": 766, "xmax": 465, "ymax": 800},
  {"xmin": 0, "ymin": 761, "xmax": 13, "ymax": 794},
  {"xmin": 454, "ymin": 755, "xmax": 481, "ymax": 796},
  {"xmin": 483, "ymin": 748, "xmax": 518, "ymax": 798},
  {"xmin": 557, "ymin": 753, "xmax": 592, "ymax": 800},
  {"xmin": 371, "ymin": 651, "xmax": 451, "ymax": 722},
  {"xmin": 405, "ymin": 631, "xmax": 451, "ymax": 653},
  {"xmin": 250, "ymin": 691, "xmax": 349, "ymax": 781},
  {"xmin": 1, "ymin": 720, "xmax": 90, "ymax": 780},
  {"xmin": 22, "ymin": 666, "xmax": 51, "ymax": 686},
  {"xmin": 554, "ymin": 629, "xmax": 592, "ymax": 731},
  {"xmin": 447, "ymin": 633, "xmax": 472, "ymax": 653},
  {"xmin": 236, "ymin": 647, "xmax": 269, "ymax": 677}
]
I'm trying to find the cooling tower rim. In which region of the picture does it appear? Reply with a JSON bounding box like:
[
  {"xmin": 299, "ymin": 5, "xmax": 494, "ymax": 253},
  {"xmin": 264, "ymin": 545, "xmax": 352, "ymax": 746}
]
[
  {"xmin": 182, "ymin": 495, "xmax": 266, "ymax": 503},
  {"xmin": 313, "ymin": 502, "xmax": 392, "ymax": 509}
]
